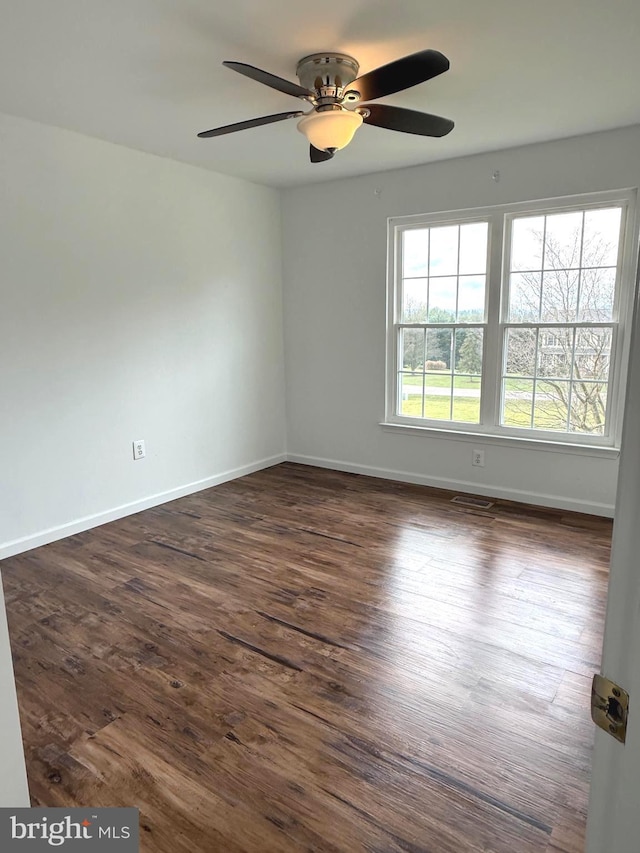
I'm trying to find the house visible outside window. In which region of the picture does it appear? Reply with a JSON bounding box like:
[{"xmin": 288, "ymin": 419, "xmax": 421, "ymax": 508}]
[{"xmin": 386, "ymin": 191, "xmax": 638, "ymax": 447}]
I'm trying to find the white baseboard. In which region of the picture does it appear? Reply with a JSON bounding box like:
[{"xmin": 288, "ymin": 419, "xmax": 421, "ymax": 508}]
[
  {"xmin": 0, "ymin": 453, "xmax": 286, "ymax": 561},
  {"xmin": 0, "ymin": 448, "xmax": 613, "ymax": 562},
  {"xmin": 286, "ymin": 453, "xmax": 615, "ymax": 518}
]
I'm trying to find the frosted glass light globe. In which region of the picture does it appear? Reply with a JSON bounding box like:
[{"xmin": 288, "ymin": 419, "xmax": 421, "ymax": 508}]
[{"xmin": 297, "ymin": 109, "xmax": 363, "ymax": 152}]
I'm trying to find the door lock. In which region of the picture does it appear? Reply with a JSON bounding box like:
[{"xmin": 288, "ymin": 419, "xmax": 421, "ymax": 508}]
[{"xmin": 591, "ymin": 674, "xmax": 629, "ymax": 744}]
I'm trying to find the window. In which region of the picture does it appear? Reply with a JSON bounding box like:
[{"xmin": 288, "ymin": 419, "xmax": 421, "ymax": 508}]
[
  {"xmin": 397, "ymin": 221, "xmax": 489, "ymax": 424},
  {"xmin": 386, "ymin": 191, "xmax": 637, "ymax": 447}
]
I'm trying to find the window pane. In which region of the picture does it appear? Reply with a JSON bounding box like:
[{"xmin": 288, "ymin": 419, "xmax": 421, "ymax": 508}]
[
  {"xmin": 570, "ymin": 382, "xmax": 607, "ymax": 435},
  {"xmin": 543, "ymin": 212, "xmax": 583, "ymax": 270},
  {"xmin": 537, "ymin": 328, "xmax": 573, "ymax": 378},
  {"xmin": 402, "ymin": 278, "xmax": 429, "ymax": 322},
  {"xmin": 573, "ymin": 328, "xmax": 612, "ymax": 381},
  {"xmin": 579, "ymin": 268, "xmax": 615, "ymax": 321},
  {"xmin": 511, "ymin": 216, "xmax": 544, "ymax": 271},
  {"xmin": 540, "ymin": 270, "xmax": 579, "ymax": 322},
  {"xmin": 452, "ymin": 375, "xmax": 481, "ymax": 423},
  {"xmin": 505, "ymin": 328, "xmax": 537, "ymax": 377},
  {"xmin": 508, "ymin": 272, "xmax": 541, "ymax": 321},
  {"xmin": 398, "ymin": 372, "xmax": 424, "ymax": 418},
  {"xmin": 459, "ymin": 222, "xmax": 488, "ymax": 275},
  {"xmin": 428, "ymin": 277, "xmax": 457, "ymax": 320},
  {"xmin": 424, "ymin": 375, "xmax": 453, "ymax": 420},
  {"xmin": 403, "ymin": 229, "xmax": 429, "ymax": 278},
  {"xmin": 534, "ymin": 381, "xmax": 570, "ymax": 430},
  {"xmin": 583, "ymin": 208, "xmax": 621, "ymax": 268},
  {"xmin": 502, "ymin": 378, "xmax": 533, "ymax": 428},
  {"xmin": 458, "ymin": 276, "xmax": 486, "ymax": 321},
  {"xmin": 429, "ymin": 225, "xmax": 459, "ymax": 276},
  {"xmin": 455, "ymin": 329, "xmax": 484, "ymax": 375},
  {"xmin": 401, "ymin": 328, "xmax": 425, "ymax": 373},
  {"xmin": 426, "ymin": 328, "xmax": 452, "ymax": 370}
]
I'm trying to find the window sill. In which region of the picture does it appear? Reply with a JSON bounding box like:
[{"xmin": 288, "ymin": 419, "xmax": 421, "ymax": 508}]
[{"xmin": 379, "ymin": 422, "xmax": 620, "ymax": 459}]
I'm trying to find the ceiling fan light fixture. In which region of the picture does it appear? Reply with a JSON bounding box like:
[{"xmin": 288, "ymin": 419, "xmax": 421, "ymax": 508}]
[
  {"xmin": 296, "ymin": 108, "xmax": 363, "ymax": 152},
  {"xmin": 201, "ymin": 50, "xmax": 453, "ymax": 163}
]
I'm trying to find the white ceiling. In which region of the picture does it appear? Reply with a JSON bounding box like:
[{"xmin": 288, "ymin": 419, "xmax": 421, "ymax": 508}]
[{"xmin": 1, "ymin": 0, "xmax": 640, "ymax": 188}]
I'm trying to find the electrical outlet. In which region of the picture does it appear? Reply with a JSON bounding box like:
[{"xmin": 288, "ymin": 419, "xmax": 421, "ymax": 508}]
[
  {"xmin": 133, "ymin": 439, "xmax": 146, "ymax": 460},
  {"xmin": 472, "ymin": 448, "xmax": 485, "ymax": 467}
]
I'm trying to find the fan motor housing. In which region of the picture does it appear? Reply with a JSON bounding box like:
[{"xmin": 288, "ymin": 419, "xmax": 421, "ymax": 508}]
[{"xmin": 296, "ymin": 53, "xmax": 360, "ymax": 100}]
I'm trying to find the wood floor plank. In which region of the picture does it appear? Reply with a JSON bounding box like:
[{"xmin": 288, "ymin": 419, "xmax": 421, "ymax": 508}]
[{"xmin": 1, "ymin": 463, "xmax": 610, "ymax": 852}]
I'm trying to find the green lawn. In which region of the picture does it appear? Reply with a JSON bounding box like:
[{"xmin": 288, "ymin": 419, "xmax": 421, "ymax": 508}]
[
  {"xmin": 402, "ymin": 373, "xmax": 534, "ymax": 392},
  {"xmin": 399, "ymin": 374, "xmax": 605, "ymax": 432},
  {"xmin": 400, "ymin": 394, "xmax": 480, "ymax": 422},
  {"xmin": 399, "ymin": 393, "xmax": 568, "ymax": 427},
  {"xmin": 402, "ymin": 372, "xmax": 480, "ymax": 388}
]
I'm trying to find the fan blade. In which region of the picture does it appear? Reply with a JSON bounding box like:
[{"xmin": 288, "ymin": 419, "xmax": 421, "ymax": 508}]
[
  {"xmin": 223, "ymin": 61, "xmax": 312, "ymax": 99},
  {"xmin": 348, "ymin": 50, "xmax": 449, "ymax": 102},
  {"xmin": 310, "ymin": 145, "xmax": 335, "ymax": 163},
  {"xmin": 198, "ymin": 111, "xmax": 303, "ymax": 138},
  {"xmin": 363, "ymin": 104, "xmax": 454, "ymax": 137}
]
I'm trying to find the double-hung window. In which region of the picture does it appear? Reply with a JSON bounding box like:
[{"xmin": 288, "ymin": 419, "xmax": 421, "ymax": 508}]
[{"xmin": 386, "ymin": 191, "xmax": 637, "ymax": 447}]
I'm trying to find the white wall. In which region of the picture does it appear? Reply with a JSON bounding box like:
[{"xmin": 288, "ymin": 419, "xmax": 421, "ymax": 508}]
[
  {"xmin": 282, "ymin": 125, "xmax": 640, "ymax": 516},
  {"xmin": 0, "ymin": 111, "xmax": 286, "ymax": 557}
]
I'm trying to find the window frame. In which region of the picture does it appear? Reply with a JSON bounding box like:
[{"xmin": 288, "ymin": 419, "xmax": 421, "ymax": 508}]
[{"xmin": 385, "ymin": 189, "xmax": 638, "ymax": 450}]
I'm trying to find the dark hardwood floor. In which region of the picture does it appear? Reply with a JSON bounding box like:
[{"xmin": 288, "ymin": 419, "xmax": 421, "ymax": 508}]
[{"xmin": 1, "ymin": 463, "xmax": 612, "ymax": 852}]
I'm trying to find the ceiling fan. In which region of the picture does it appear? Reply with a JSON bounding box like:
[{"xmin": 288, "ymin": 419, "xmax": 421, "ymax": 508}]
[{"xmin": 197, "ymin": 49, "xmax": 454, "ymax": 163}]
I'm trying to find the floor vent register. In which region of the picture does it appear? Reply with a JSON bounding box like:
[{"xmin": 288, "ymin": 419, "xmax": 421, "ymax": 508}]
[{"xmin": 450, "ymin": 495, "xmax": 495, "ymax": 509}]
